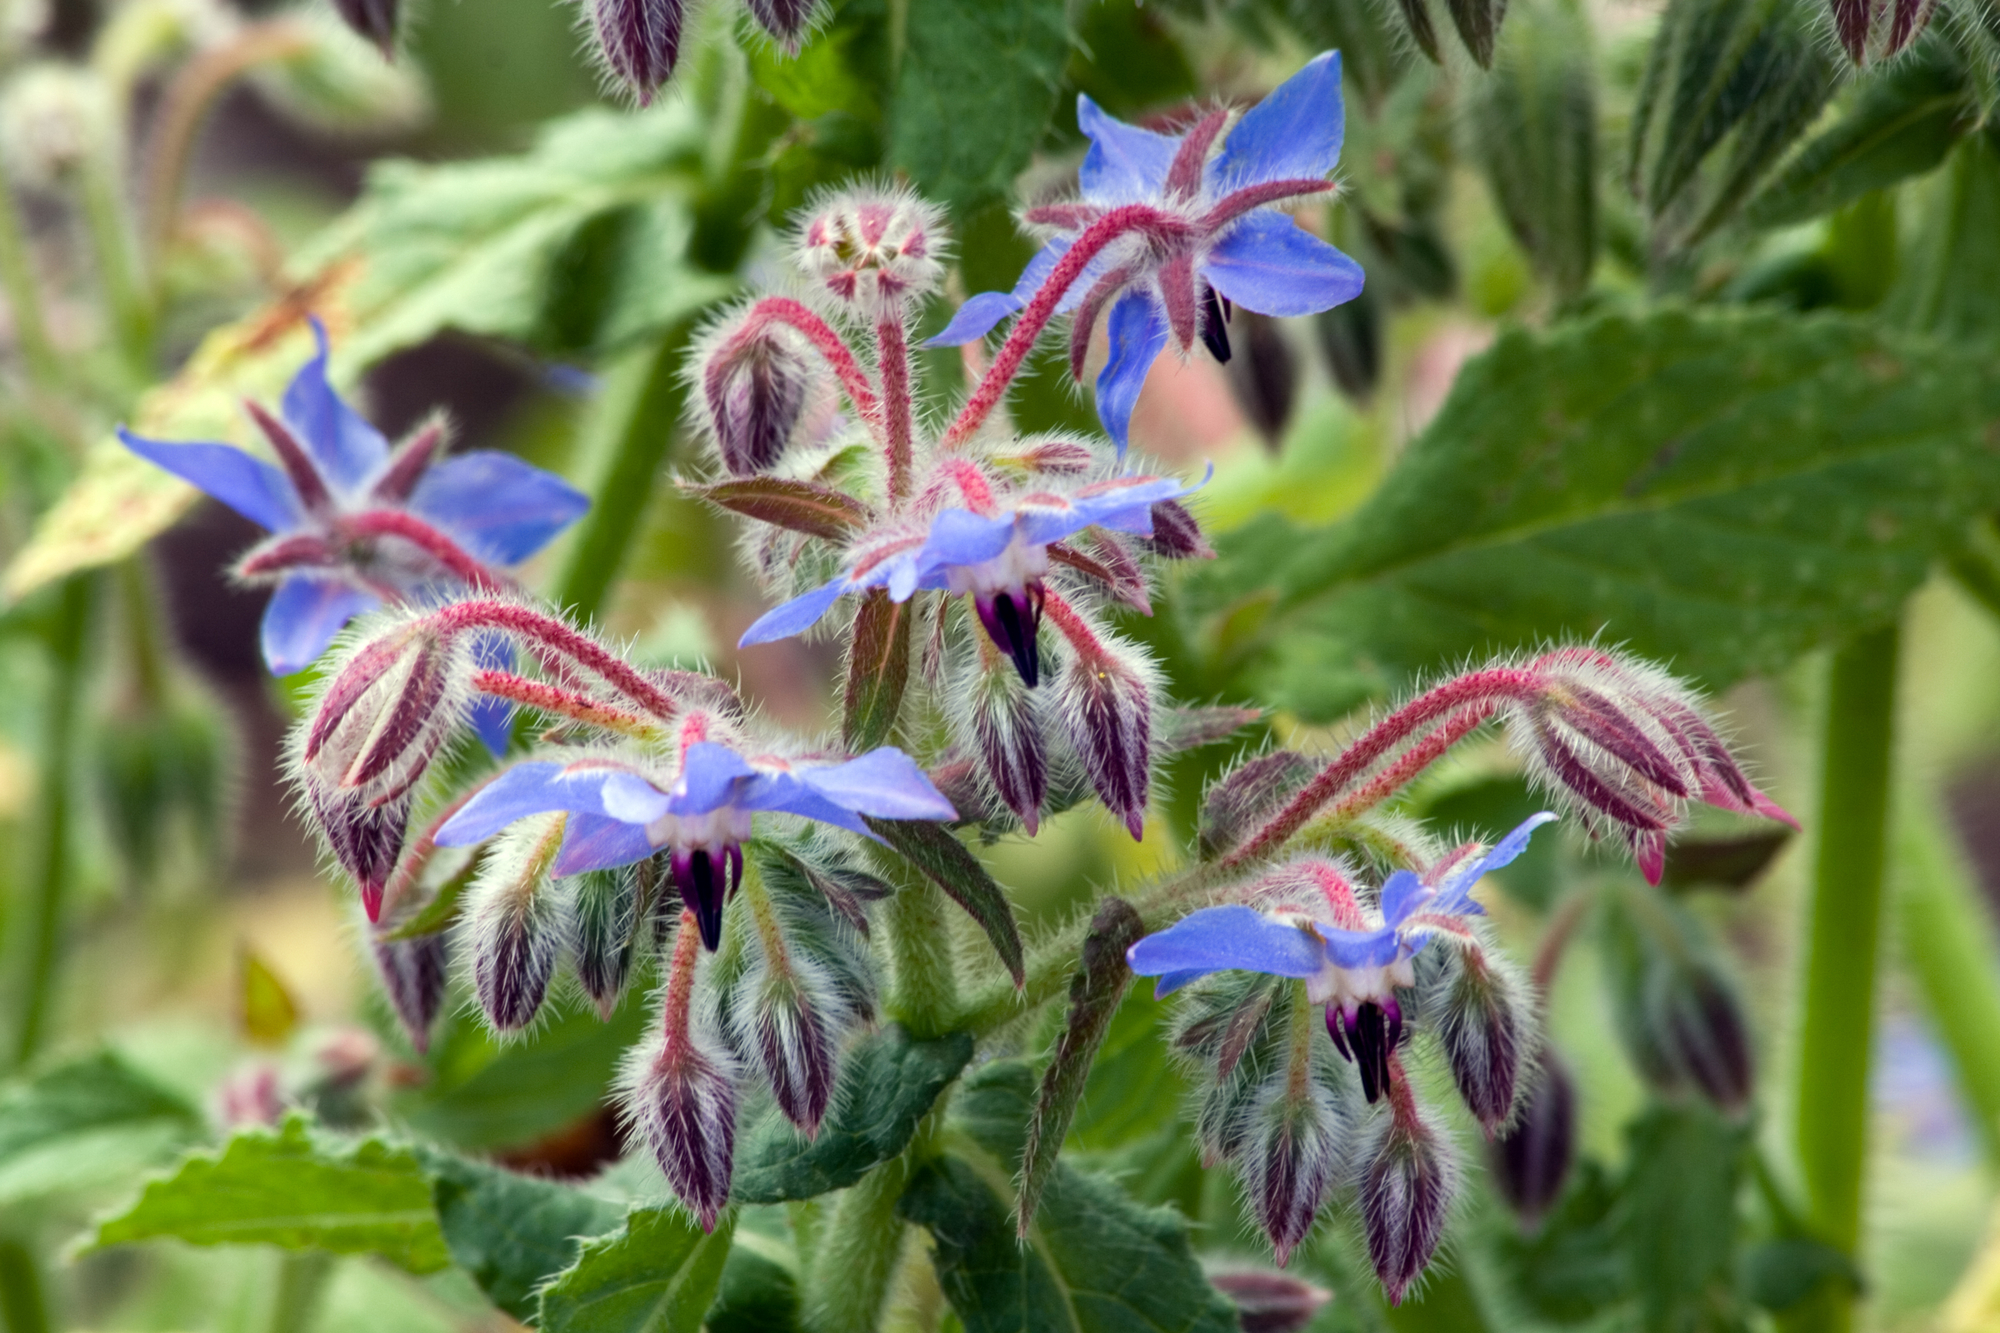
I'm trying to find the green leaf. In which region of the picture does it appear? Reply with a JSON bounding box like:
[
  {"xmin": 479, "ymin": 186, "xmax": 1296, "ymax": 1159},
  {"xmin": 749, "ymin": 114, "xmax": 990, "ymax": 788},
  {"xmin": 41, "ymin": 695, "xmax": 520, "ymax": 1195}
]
[
  {"xmin": 681, "ymin": 476, "xmax": 873, "ymax": 542},
  {"xmin": 0, "ymin": 1050, "xmax": 203, "ymax": 1204},
  {"xmin": 536, "ymin": 1206, "xmax": 736, "ymax": 1333},
  {"xmin": 888, "ymin": 0, "xmax": 1070, "ymax": 211},
  {"xmin": 1019, "ymin": 898, "xmax": 1145, "ymax": 1235},
  {"xmin": 732, "ymin": 1024, "xmax": 974, "ymax": 1204},
  {"xmin": 1496, "ymin": 1160, "xmax": 1632, "ymax": 1323},
  {"xmin": 1746, "ymin": 37, "xmax": 1975, "ymax": 228},
  {"xmin": 1621, "ymin": 1103, "xmax": 1752, "ymax": 1332},
  {"xmin": 842, "ymin": 589, "xmax": 913, "ymax": 753},
  {"xmin": 1892, "ymin": 129, "xmax": 2000, "ymax": 340},
  {"xmin": 705, "ymin": 1207, "xmax": 802, "ymax": 1333},
  {"xmin": 898, "ymin": 1061, "xmax": 1237, "ymax": 1333},
  {"xmin": 1186, "ymin": 309, "xmax": 2000, "ymax": 721},
  {"xmin": 865, "ymin": 818, "xmax": 1025, "ymax": 984},
  {"xmin": 421, "ymin": 1149, "xmax": 623, "ymax": 1321},
  {"xmin": 91, "ymin": 1116, "xmax": 451, "ymax": 1273}
]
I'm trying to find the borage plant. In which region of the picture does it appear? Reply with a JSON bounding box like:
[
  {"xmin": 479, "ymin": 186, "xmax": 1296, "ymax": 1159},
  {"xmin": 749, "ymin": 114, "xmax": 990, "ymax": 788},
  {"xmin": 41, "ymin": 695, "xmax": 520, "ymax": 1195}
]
[{"xmin": 229, "ymin": 59, "xmax": 1797, "ymax": 1326}]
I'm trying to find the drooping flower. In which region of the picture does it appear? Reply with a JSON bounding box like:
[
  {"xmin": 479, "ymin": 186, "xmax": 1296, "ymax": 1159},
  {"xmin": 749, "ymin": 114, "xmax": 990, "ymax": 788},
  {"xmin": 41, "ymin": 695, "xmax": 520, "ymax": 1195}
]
[
  {"xmin": 434, "ymin": 735, "xmax": 955, "ymax": 951},
  {"xmin": 120, "ymin": 317, "xmax": 588, "ymax": 751},
  {"xmin": 738, "ymin": 467, "xmax": 1201, "ymax": 687},
  {"xmin": 929, "ymin": 52, "xmax": 1364, "ymax": 452},
  {"xmin": 1128, "ymin": 812, "xmax": 1555, "ymax": 1101}
]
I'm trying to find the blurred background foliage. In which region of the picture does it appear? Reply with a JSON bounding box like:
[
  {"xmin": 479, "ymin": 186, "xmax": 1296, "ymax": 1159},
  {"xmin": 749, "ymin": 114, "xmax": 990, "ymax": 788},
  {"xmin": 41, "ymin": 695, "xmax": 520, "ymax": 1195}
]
[{"xmin": 0, "ymin": 0, "xmax": 1996, "ymax": 1326}]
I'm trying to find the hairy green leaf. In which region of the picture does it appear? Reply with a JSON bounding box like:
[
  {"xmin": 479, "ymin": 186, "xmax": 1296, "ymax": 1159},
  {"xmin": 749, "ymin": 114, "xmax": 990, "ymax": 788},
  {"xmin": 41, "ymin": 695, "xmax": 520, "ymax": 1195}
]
[
  {"xmin": 1892, "ymin": 129, "xmax": 2000, "ymax": 339},
  {"xmin": 842, "ymin": 590, "xmax": 913, "ymax": 753},
  {"xmin": 865, "ymin": 818, "xmax": 1024, "ymax": 984},
  {"xmin": 1623, "ymin": 1103, "xmax": 1752, "ymax": 1332},
  {"xmin": 682, "ymin": 476, "xmax": 872, "ymax": 542},
  {"xmin": 421, "ymin": 1149, "xmax": 623, "ymax": 1321},
  {"xmin": 1186, "ymin": 309, "xmax": 2000, "ymax": 721},
  {"xmin": 899, "ymin": 1061, "xmax": 1236, "ymax": 1333},
  {"xmin": 0, "ymin": 1050, "xmax": 202, "ymax": 1204},
  {"xmin": 705, "ymin": 1207, "xmax": 802, "ymax": 1333},
  {"xmin": 733, "ymin": 1024, "xmax": 974, "ymax": 1204},
  {"xmin": 536, "ymin": 1206, "xmax": 735, "ymax": 1333},
  {"xmin": 91, "ymin": 1116, "xmax": 450, "ymax": 1273}
]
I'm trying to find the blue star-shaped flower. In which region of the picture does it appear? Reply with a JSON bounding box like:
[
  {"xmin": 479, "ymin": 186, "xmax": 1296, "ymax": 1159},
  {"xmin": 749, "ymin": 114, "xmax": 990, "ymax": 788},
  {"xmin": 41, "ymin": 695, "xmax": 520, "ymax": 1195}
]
[
  {"xmin": 930, "ymin": 52, "xmax": 1365, "ymax": 454},
  {"xmin": 121, "ymin": 318, "xmax": 589, "ymax": 751}
]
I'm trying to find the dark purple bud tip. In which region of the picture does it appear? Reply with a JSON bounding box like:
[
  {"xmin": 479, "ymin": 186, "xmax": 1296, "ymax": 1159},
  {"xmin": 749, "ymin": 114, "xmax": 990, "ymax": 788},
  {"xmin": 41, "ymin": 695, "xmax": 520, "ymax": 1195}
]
[
  {"xmin": 1664, "ymin": 964, "xmax": 1753, "ymax": 1114},
  {"xmin": 1362, "ymin": 1089, "xmax": 1456, "ymax": 1306},
  {"xmin": 672, "ymin": 844, "xmax": 743, "ymax": 951},
  {"xmin": 592, "ymin": 0, "xmax": 684, "ymax": 101},
  {"xmin": 1331, "ymin": 1000, "xmax": 1402, "ymax": 1104},
  {"xmin": 705, "ymin": 329, "xmax": 810, "ymax": 475},
  {"xmin": 332, "ymin": 0, "xmax": 398, "ymax": 55},
  {"xmin": 372, "ymin": 932, "xmax": 447, "ymax": 1054},
  {"xmin": 1209, "ymin": 1270, "xmax": 1334, "ymax": 1333},
  {"xmin": 1490, "ymin": 1053, "xmax": 1576, "ymax": 1226},
  {"xmin": 746, "ymin": 0, "xmax": 815, "ymax": 46},
  {"xmin": 974, "ymin": 585, "xmax": 1044, "ymax": 688},
  {"xmin": 756, "ymin": 985, "xmax": 836, "ymax": 1136},
  {"xmin": 631, "ymin": 1044, "xmax": 737, "ymax": 1231}
]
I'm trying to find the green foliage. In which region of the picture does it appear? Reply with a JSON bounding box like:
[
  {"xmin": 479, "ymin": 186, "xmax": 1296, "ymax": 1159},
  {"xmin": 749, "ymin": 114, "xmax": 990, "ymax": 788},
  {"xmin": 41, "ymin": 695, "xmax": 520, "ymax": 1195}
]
[
  {"xmin": 706, "ymin": 1208, "xmax": 803, "ymax": 1333},
  {"xmin": 91, "ymin": 1117, "xmax": 451, "ymax": 1273},
  {"xmin": 842, "ymin": 590, "xmax": 914, "ymax": 753},
  {"xmin": 423, "ymin": 1150, "xmax": 624, "ymax": 1322},
  {"xmin": 733, "ymin": 1025, "xmax": 974, "ymax": 1203},
  {"xmin": 536, "ymin": 1207, "xmax": 736, "ymax": 1333},
  {"xmin": 1187, "ymin": 308, "xmax": 2000, "ymax": 720},
  {"xmin": 865, "ymin": 818, "xmax": 1025, "ymax": 984},
  {"xmin": 0, "ymin": 1050, "xmax": 202, "ymax": 1204}
]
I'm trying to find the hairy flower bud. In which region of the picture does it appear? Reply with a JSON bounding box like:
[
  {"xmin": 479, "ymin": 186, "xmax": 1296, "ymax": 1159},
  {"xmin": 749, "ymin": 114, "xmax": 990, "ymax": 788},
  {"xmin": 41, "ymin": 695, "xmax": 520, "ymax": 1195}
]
[
  {"xmin": 1658, "ymin": 960, "xmax": 1753, "ymax": 1113},
  {"xmin": 464, "ymin": 817, "xmax": 570, "ymax": 1032},
  {"xmin": 1490, "ymin": 1051, "xmax": 1576, "ymax": 1225},
  {"xmin": 217, "ymin": 1062, "xmax": 286, "ymax": 1129},
  {"xmin": 1207, "ymin": 1270, "xmax": 1334, "ymax": 1333},
  {"xmin": 1426, "ymin": 947, "xmax": 1533, "ymax": 1135},
  {"xmin": 569, "ymin": 866, "xmax": 640, "ymax": 1019},
  {"xmin": 308, "ymin": 787, "xmax": 410, "ymax": 920},
  {"xmin": 373, "ymin": 930, "xmax": 449, "ymax": 1053},
  {"xmin": 745, "ymin": 0, "xmax": 815, "ymax": 48},
  {"xmin": 1056, "ymin": 633, "xmax": 1156, "ymax": 840},
  {"xmin": 0, "ymin": 64, "xmax": 102, "ymax": 190},
  {"xmin": 1139, "ymin": 499, "xmax": 1214, "ymax": 561},
  {"xmin": 1361, "ymin": 1086, "xmax": 1457, "ymax": 1305},
  {"xmin": 623, "ymin": 918, "xmax": 738, "ymax": 1230},
  {"xmin": 590, "ymin": 0, "xmax": 684, "ymax": 103},
  {"xmin": 1603, "ymin": 881, "xmax": 1755, "ymax": 1113},
  {"xmin": 701, "ymin": 323, "xmax": 812, "ymax": 476},
  {"xmin": 1830, "ymin": 0, "xmax": 1936, "ymax": 61},
  {"xmin": 302, "ymin": 622, "xmax": 469, "ymax": 812},
  {"xmin": 1244, "ymin": 1078, "xmax": 1345, "ymax": 1266},
  {"xmin": 961, "ymin": 649, "xmax": 1048, "ymax": 834},
  {"xmin": 795, "ymin": 186, "xmax": 945, "ymax": 317},
  {"xmin": 331, "ymin": 0, "xmax": 396, "ymax": 55}
]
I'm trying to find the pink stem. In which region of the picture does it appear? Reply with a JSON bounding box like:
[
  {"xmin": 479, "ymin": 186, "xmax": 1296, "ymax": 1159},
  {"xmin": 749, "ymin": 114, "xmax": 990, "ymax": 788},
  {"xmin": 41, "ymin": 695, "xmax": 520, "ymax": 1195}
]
[
  {"xmin": 943, "ymin": 204, "xmax": 1190, "ymax": 449},
  {"xmin": 741, "ymin": 296, "xmax": 882, "ymax": 429},
  {"xmin": 1040, "ymin": 586, "xmax": 1105, "ymax": 663},
  {"xmin": 337, "ymin": 510, "xmax": 508, "ymax": 591},
  {"xmin": 660, "ymin": 910, "xmax": 702, "ymax": 1047},
  {"xmin": 1224, "ymin": 669, "xmax": 1547, "ymax": 868},
  {"xmin": 428, "ymin": 600, "xmax": 679, "ymax": 721},
  {"xmin": 876, "ymin": 317, "xmax": 914, "ymax": 506},
  {"xmin": 1317, "ymin": 705, "xmax": 1496, "ymax": 826},
  {"xmin": 471, "ymin": 669, "xmax": 658, "ymax": 737}
]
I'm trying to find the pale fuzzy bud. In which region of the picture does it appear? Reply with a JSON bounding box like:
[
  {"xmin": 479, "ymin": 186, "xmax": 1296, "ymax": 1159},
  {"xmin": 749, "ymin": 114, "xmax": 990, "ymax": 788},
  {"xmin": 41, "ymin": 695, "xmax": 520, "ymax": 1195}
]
[
  {"xmin": 622, "ymin": 921, "xmax": 739, "ymax": 1231},
  {"xmin": 1139, "ymin": 498, "xmax": 1213, "ymax": 560},
  {"xmin": 958, "ymin": 648, "xmax": 1049, "ymax": 834},
  {"xmin": 0, "ymin": 64, "xmax": 104, "ymax": 190},
  {"xmin": 1423, "ymin": 946, "xmax": 1534, "ymax": 1135},
  {"xmin": 1242, "ymin": 1076, "xmax": 1345, "ymax": 1266},
  {"xmin": 462, "ymin": 816, "xmax": 571, "ymax": 1033},
  {"xmin": 309, "ymin": 786, "xmax": 410, "ymax": 920},
  {"xmin": 1360, "ymin": 1092, "xmax": 1458, "ymax": 1305},
  {"xmin": 1055, "ymin": 630, "xmax": 1158, "ymax": 841},
  {"xmin": 301, "ymin": 622, "xmax": 471, "ymax": 810},
  {"xmin": 1490, "ymin": 1051, "xmax": 1576, "ymax": 1225},
  {"xmin": 568, "ymin": 866, "xmax": 640, "ymax": 1020},
  {"xmin": 795, "ymin": 185, "xmax": 946, "ymax": 318},
  {"xmin": 700, "ymin": 321, "xmax": 813, "ymax": 476},
  {"xmin": 1207, "ymin": 1270, "xmax": 1334, "ymax": 1333},
  {"xmin": 373, "ymin": 931, "xmax": 449, "ymax": 1053},
  {"xmin": 745, "ymin": 0, "xmax": 816, "ymax": 49},
  {"xmin": 590, "ymin": 0, "xmax": 685, "ymax": 103},
  {"xmin": 216, "ymin": 1062, "xmax": 286, "ymax": 1129}
]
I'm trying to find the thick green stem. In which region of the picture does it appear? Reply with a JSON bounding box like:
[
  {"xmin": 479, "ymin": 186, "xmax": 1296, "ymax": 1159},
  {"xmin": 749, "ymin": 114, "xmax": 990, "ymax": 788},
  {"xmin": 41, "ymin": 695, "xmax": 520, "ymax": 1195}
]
[
  {"xmin": 552, "ymin": 326, "xmax": 694, "ymax": 624},
  {"xmin": 1896, "ymin": 799, "xmax": 2000, "ymax": 1166},
  {"xmin": 803, "ymin": 1143, "xmax": 917, "ymax": 1333},
  {"xmin": 0, "ymin": 1237, "xmax": 50, "ymax": 1333},
  {"xmin": 266, "ymin": 1251, "xmax": 333, "ymax": 1333},
  {"xmin": 78, "ymin": 152, "xmax": 152, "ymax": 379},
  {"xmin": 11, "ymin": 575, "xmax": 93, "ymax": 1069},
  {"xmin": 1790, "ymin": 624, "xmax": 1900, "ymax": 1333},
  {"xmin": 884, "ymin": 873, "xmax": 958, "ymax": 1039},
  {"xmin": 0, "ymin": 184, "xmax": 60, "ymax": 397}
]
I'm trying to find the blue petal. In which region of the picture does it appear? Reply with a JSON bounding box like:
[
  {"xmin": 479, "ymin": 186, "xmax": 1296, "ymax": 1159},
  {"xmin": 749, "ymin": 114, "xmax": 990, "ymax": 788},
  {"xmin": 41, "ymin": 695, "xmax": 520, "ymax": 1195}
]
[
  {"xmin": 1436, "ymin": 811, "xmax": 1559, "ymax": 911},
  {"xmin": 1318, "ymin": 923, "xmax": 1404, "ymax": 969},
  {"xmin": 918, "ymin": 509, "xmax": 1017, "ymax": 572},
  {"xmin": 119, "ymin": 430, "xmax": 303, "ymax": 533},
  {"xmin": 1095, "ymin": 288, "xmax": 1169, "ymax": 458},
  {"xmin": 1126, "ymin": 905, "xmax": 1325, "ymax": 981},
  {"xmin": 1379, "ymin": 870, "xmax": 1433, "ymax": 928},
  {"xmin": 554, "ymin": 813, "xmax": 656, "ymax": 875},
  {"xmin": 926, "ymin": 292, "xmax": 1023, "ymax": 348},
  {"xmin": 600, "ymin": 770, "xmax": 672, "ymax": 825},
  {"xmin": 796, "ymin": 748, "xmax": 958, "ymax": 822},
  {"xmin": 746, "ymin": 779, "xmax": 876, "ymax": 837},
  {"xmin": 1202, "ymin": 214, "xmax": 1365, "ymax": 318},
  {"xmin": 740, "ymin": 577, "xmax": 850, "ymax": 647},
  {"xmin": 1078, "ymin": 93, "xmax": 1179, "ymax": 201},
  {"xmin": 281, "ymin": 317, "xmax": 388, "ymax": 491},
  {"xmin": 1152, "ymin": 969, "xmax": 1210, "ymax": 998},
  {"xmin": 409, "ymin": 451, "xmax": 590, "ymax": 566},
  {"xmin": 261, "ymin": 575, "xmax": 378, "ymax": 675},
  {"xmin": 437, "ymin": 762, "xmax": 618, "ymax": 845},
  {"xmin": 668, "ymin": 742, "xmax": 760, "ymax": 816},
  {"xmin": 1207, "ymin": 51, "xmax": 1345, "ymax": 192}
]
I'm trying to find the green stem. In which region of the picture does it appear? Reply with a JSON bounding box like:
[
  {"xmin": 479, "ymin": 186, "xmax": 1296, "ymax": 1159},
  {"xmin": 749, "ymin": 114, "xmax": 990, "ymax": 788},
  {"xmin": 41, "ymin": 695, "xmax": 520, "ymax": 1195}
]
[
  {"xmin": 267, "ymin": 1250, "xmax": 333, "ymax": 1333},
  {"xmin": 11, "ymin": 575, "xmax": 93, "ymax": 1069},
  {"xmin": 1895, "ymin": 798, "xmax": 2000, "ymax": 1166},
  {"xmin": 1790, "ymin": 623, "xmax": 1900, "ymax": 1333},
  {"xmin": 0, "ymin": 1238, "xmax": 50, "ymax": 1333},
  {"xmin": 117, "ymin": 558, "xmax": 167, "ymax": 707},
  {"xmin": 803, "ymin": 1141, "xmax": 918, "ymax": 1333},
  {"xmin": 883, "ymin": 871, "xmax": 958, "ymax": 1039},
  {"xmin": 551, "ymin": 326, "xmax": 695, "ymax": 625},
  {"xmin": 78, "ymin": 151, "xmax": 153, "ymax": 380},
  {"xmin": 0, "ymin": 183, "xmax": 60, "ymax": 397}
]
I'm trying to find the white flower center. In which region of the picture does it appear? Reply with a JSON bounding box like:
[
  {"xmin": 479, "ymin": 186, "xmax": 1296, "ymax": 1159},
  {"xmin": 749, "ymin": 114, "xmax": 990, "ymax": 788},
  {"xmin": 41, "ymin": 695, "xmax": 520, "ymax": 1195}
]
[
  {"xmin": 944, "ymin": 531, "xmax": 1049, "ymax": 599},
  {"xmin": 646, "ymin": 806, "xmax": 755, "ymax": 854}
]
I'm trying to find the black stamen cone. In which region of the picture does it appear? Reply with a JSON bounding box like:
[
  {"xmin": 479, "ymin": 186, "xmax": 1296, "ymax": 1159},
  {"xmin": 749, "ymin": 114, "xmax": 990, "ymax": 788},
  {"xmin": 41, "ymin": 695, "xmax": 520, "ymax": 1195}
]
[
  {"xmin": 676, "ymin": 847, "xmax": 742, "ymax": 952},
  {"xmin": 1200, "ymin": 286, "xmax": 1233, "ymax": 364},
  {"xmin": 993, "ymin": 589, "xmax": 1042, "ymax": 688},
  {"xmin": 1333, "ymin": 1002, "xmax": 1400, "ymax": 1103}
]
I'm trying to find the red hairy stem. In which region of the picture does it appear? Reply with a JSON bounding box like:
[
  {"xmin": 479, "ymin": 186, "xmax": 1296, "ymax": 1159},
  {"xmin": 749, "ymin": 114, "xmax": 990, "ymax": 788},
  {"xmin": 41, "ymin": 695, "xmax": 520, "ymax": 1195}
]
[
  {"xmin": 943, "ymin": 204, "xmax": 1192, "ymax": 449},
  {"xmin": 336, "ymin": 510, "xmax": 509, "ymax": 591},
  {"xmin": 1040, "ymin": 586, "xmax": 1106, "ymax": 662},
  {"xmin": 1318, "ymin": 706, "xmax": 1496, "ymax": 826},
  {"xmin": 876, "ymin": 318, "xmax": 914, "ymax": 507},
  {"xmin": 426, "ymin": 600, "xmax": 679, "ymax": 720},
  {"xmin": 740, "ymin": 297, "xmax": 883, "ymax": 429},
  {"xmin": 376, "ymin": 776, "xmax": 495, "ymax": 923},
  {"xmin": 660, "ymin": 909, "xmax": 703, "ymax": 1043},
  {"xmin": 471, "ymin": 669, "xmax": 660, "ymax": 738},
  {"xmin": 1199, "ymin": 179, "xmax": 1336, "ymax": 231},
  {"xmin": 1165, "ymin": 110, "xmax": 1230, "ymax": 200},
  {"xmin": 1225, "ymin": 669, "xmax": 1548, "ymax": 868},
  {"xmin": 235, "ymin": 533, "xmax": 337, "ymax": 575},
  {"xmin": 1385, "ymin": 1051, "xmax": 1421, "ymax": 1123}
]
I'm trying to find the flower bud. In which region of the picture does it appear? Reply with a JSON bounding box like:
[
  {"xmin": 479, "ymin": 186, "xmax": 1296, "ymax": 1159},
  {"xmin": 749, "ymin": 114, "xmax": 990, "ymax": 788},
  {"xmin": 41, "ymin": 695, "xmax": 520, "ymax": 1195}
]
[
  {"xmin": 216, "ymin": 1062, "xmax": 286, "ymax": 1129},
  {"xmin": 302, "ymin": 622, "xmax": 468, "ymax": 810},
  {"xmin": 1360, "ymin": 1090, "xmax": 1457, "ymax": 1305},
  {"xmin": 626, "ymin": 1035, "xmax": 737, "ymax": 1230},
  {"xmin": 569, "ymin": 866, "xmax": 640, "ymax": 1020},
  {"xmin": 463, "ymin": 817, "xmax": 570, "ymax": 1033},
  {"xmin": 373, "ymin": 930, "xmax": 449, "ymax": 1053},
  {"xmin": 590, "ymin": 0, "xmax": 685, "ymax": 103},
  {"xmin": 1425, "ymin": 948, "xmax": 1532, "ymax": 1135},
  {"xmin": 1829, "ymin": 0, "xmax": 1936, "ymax": 62},
  {"xmin": 701, "ymin": 323, "xmax": 812, "ymax": 476},
  {"xmin": 1055, "ymin": 634, "xmax": 1156, "ymax": 840},
  {"xmin": 331, "ymin": 0, "xmax": 396, "ymax": 55},
  {"xmin": 795, "ymin": 186, "xmax": 946, "ymax": 318},
  {"xmin": 1657, "ymin": 960, "xmax": 1753, "ymax": 1113},
  {"xmin": 1198, "ymin": 751, "xmax": 1315, "ymax": 860},
  {"xmin": 1139, "ymin": 499, "xmax": 1213, "ymax": 561},
  {"xmin": 1489, "ymin": 1052, "xmax": 1575, "ymax": 1225},
  {"xmin": 1243, "ymin": 1079, "xmax": 1344, "ymax": 1266},
  {"xmin": 960, "ymin": 649, "xmax": 1048, "ymax": 834},
  {"xmin": 309, "ymin": 786, "xmax": 410, "ymax": 920},
  {"xmin": 745, "ymin": 0, "xmax": 815, "ymax": 49},
  {"xmin": 1207, "ymin": 1270, "xmax": 1334, "ymax": 1333},
  {"xmin": 1602, "ymin": 881, "xmax": 1755, "ymax": 1113}
]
